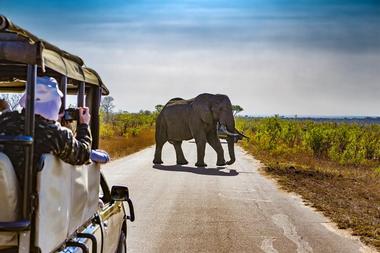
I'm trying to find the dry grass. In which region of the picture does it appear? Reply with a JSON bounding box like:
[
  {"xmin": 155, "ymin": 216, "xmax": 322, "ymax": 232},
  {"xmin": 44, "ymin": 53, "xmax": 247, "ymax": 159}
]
[
  {"xmin": 99, "ymin": 127, "xmax": 155, "ymax": 160},
  {"xmin": 242, "ymin": 143, "xmax": 380, "ymax": 251}
]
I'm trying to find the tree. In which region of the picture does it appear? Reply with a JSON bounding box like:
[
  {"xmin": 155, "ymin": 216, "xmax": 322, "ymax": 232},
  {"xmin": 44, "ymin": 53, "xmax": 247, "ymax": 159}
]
[
  {"xmin": 100, "ymin": 96, "xmax": 115, "ymax": 122},
  {"xmin": 0, "ymin": 94, "xmax": 22, "ymax": 110},
  {"xmin": 139, "ymin": 109, "xmax": 152, "ymax": 115},
  {"xmin": 232, "ymin": 105, "xmax": 244, "ymax": 116},
  {"xmin": 155, "ymin": 104, "xmax": 164, "ymax": 113}
]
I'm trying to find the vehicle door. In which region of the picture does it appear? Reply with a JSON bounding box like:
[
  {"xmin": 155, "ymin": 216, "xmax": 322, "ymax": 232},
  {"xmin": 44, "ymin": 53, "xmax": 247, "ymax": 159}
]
[{"xmin": 98, "ymin": 175, "xmax": 125, "ymax": 253}]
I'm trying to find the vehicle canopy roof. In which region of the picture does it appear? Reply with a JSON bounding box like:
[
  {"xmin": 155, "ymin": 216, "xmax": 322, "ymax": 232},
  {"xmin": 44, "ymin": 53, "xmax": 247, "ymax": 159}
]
[{"xmin": 0, "ymin": 15, "xmax": 109, "ymax": 95}]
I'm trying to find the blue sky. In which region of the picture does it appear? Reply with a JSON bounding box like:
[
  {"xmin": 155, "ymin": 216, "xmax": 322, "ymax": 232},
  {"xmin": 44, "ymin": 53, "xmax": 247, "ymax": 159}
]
[{"xmin": 2, "ymin": 0, "xmax": 380, "ymax": 116}]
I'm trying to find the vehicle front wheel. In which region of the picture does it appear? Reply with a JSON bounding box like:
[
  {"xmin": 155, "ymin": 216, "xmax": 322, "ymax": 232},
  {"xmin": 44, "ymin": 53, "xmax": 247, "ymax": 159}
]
[{"xmin": 116, "ymin": 232, "xmax": 126, "ymax": 253}]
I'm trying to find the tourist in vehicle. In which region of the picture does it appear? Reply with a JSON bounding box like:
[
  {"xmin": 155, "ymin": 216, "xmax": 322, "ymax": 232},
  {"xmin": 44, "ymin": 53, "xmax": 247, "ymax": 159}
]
[
  {"xmin": 59, "ymin": 110, "xmax": 110, "ymax": 164},
  {"xmin": 0, "ymin": 76, "xmax": 92, "ymax": 185}
]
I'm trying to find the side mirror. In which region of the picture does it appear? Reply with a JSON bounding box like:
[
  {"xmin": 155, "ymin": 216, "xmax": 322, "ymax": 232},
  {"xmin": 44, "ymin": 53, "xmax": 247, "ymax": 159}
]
[
  {"xmin": 111, "ymin": 185, "xmax": 136, "ymax": 222},
  {"xmin": 111, "ymin": 186, "xmax": 129, "ymax": 201}
]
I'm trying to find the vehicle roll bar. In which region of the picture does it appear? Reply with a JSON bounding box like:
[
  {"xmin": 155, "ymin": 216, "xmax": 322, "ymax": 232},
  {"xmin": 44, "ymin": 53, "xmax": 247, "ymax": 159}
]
[
  {"xmin": 60, "ymin": 76, "xmax": 68, "ymax": 112},
  {"xmin": 78, "ymin": 82, "xmax": 85, "ymax": 107},
  {"xmin": 23, "ymin": 64, "xmax": 36, "ymax": 221},
  {"xmin": 87, "ymin": 87, "xmax": 101, "ymax": 149},
  {"xmin": 0, "ymin": 220, "xmax": 31, "ymax": 232},
  {"xmin": 0, "ymin": 64, "xmax": 37, "ymax": 252},
  {"xmin": 0, "ymin": 16, "xmax": 7, "ymax": 30},
  {"xmin": 0, "ymin": 136, "xmax": 33, "ymax": 145}
]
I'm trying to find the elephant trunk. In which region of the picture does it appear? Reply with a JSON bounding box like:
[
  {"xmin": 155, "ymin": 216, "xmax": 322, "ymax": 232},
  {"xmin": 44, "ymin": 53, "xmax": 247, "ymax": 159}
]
[
  {"xmin": 221, "ymin": 122, "xmax": 236, "ymax": 165},
  {"xmin": 219, "ymin": 107, "xmax": 236, "ymax": 164},
  {"xmin": 226, "ymin": 136, "xmax": 236, "ymax": 165},
  {"xmin": 235, "ymin": 128, "xmax": 249, "ymax": 141}
]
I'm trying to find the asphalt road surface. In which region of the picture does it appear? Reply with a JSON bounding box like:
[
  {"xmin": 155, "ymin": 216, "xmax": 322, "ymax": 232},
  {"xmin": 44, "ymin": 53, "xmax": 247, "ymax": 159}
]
[{"xmin": 102, "ymin": 141, "xmax": 375, "ymax": 253}]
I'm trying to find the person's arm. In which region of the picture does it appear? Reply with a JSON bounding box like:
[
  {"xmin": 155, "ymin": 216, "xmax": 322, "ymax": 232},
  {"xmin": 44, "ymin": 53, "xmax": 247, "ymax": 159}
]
[{"xmin": 53, "ymin": 107, "xmax": 92, "ymax": 165}]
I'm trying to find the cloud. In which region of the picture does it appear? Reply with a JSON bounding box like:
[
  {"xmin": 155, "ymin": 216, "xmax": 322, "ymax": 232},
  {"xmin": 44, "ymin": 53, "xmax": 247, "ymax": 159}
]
[
  {"xmin": 2, "ymin": 0, "xmax": 380, "ymax": 115},
  {"xmin": 70, "ymin": 44, "xmax": 380, "ymax": 116}
]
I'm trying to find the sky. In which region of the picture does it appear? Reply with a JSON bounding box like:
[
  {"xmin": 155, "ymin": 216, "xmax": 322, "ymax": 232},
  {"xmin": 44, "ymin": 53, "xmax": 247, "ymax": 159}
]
[{"xmin": 2, "ymin": 0, "xmax": 380, "ymax": 116}]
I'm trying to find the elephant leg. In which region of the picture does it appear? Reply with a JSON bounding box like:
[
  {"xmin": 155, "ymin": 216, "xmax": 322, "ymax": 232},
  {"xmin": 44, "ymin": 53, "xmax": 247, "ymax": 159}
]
[
  {"xmin": 153, "ymin": 140, "xmax": 166, "ymax": 164},
  {"xmin": 173, "ymin": 141, "xmax": 188, "ymax": 165},
  {"xmin": 207, "ymin": 133, "xmax": 226, "ymax": 166},
  {"xmin": 195, "ymin": 138, "xmax": 207, "ymax": 167},
  {"xmin": 153, "ymin": 115, "xmax": 167, "ymax": 164}
]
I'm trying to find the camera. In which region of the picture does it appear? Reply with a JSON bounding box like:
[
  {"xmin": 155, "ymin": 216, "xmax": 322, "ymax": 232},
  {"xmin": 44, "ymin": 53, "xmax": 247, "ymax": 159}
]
[{"xmin": 63, "ymin": 108, "xmax": 80, "ymax": 121}]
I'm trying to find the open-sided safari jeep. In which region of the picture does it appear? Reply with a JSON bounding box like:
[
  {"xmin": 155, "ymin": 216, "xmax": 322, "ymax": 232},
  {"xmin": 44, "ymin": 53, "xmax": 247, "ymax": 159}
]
[{"xmin": 0, "ymin": 16, "xmax": 134, "ymax": 253}]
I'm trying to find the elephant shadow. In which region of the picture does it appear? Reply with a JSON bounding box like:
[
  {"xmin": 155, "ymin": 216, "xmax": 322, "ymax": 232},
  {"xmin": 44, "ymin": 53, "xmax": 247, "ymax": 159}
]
[{"xmin": 153, "ymin": 164, "xmax": 239, "ymax": 176}]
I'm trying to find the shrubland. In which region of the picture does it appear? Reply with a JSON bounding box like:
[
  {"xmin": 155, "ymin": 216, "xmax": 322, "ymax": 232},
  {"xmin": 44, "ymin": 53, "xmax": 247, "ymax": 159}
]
[
  {"xmin": 99, "ymin": 110, "xmax": 156, "ymax": 159},
  {"xmin": 237, "ymin": 116, "xmax": 380, "ymax": 166}
]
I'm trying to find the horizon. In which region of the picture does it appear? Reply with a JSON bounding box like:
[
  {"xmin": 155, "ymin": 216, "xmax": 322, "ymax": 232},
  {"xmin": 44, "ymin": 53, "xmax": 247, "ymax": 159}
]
[
  {"xmin": 111, "ymin": 107, "xmax": 380, "ymax": 119},
  {"xmin": 2, "ymin": 0, "xmax": 380, "ymax": 117}
]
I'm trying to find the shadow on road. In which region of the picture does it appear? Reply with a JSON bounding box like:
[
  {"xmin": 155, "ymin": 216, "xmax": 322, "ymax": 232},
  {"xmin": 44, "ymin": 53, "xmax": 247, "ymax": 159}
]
[{"xmin": 153, "ymin": 164, "xmax": 239, "ymax": 176}]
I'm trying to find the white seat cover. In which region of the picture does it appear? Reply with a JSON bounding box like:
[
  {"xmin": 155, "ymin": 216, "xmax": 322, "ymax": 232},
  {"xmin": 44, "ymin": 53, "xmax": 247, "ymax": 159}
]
[
  {"xmin": 35, "ymin": 154, "xmax": 100, "ymax": 253},
  {"xmin": 0, "ymin": 152, "xmax": 19, "ymax": 248}
]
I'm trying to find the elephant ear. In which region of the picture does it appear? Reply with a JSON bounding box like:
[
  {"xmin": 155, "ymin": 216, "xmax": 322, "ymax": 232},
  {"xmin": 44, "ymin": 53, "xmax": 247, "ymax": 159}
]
[{"xmin": 192, "ymin": 98, "xmax": 214, "ymax": 124}]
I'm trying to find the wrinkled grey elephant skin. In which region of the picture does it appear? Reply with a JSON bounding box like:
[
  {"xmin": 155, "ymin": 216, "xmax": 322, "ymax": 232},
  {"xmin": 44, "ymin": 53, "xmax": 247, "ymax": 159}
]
[{"xmin": 153, "ymin": 93, "xmax": 238, "ymax": 167}]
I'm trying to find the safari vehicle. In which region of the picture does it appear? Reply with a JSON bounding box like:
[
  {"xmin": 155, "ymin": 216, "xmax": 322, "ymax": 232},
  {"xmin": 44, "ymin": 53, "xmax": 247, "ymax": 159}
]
[{"xmin": 0, "ymin": 16, "xmax": 134, "ymax": 253}]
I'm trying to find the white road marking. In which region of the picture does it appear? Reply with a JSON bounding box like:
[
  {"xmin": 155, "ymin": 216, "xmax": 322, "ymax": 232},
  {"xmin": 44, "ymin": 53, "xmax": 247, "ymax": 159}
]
[
  {"xmin": 272, "ymin": 214, "xmax": 313, "ymax": 253},
  {"xmin": 217, "ymin": 192, "xmax": 273, "ymax": 202}
]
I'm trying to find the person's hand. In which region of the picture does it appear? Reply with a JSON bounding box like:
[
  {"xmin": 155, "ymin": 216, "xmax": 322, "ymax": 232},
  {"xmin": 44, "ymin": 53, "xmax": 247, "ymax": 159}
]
[{"xmin": 79, "ymin": 107, "xmax": 91, "ymax": 125}]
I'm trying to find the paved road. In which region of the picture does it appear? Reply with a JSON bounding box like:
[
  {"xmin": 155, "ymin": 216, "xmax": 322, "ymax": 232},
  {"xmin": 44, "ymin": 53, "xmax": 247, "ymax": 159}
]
[{"xmin": 102, "ymin": 141, "xmax": 375, "ymax": 253}]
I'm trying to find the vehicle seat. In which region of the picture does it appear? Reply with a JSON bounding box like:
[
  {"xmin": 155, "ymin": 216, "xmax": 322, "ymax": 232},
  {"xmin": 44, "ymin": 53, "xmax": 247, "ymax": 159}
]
[
  {"xmin": 35, "ymin": 154, "xmax": 100, "ymax": 253},
  {"xmin": 0, "ymin": 152, "xmax": 19, "ymax": 248},
  {"xmin": 0, "ymin": 152, "xmax": 100, "ymax": 251}
]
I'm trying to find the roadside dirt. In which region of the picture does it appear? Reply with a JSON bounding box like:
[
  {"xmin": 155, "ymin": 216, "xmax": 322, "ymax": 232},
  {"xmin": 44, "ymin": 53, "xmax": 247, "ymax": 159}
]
[
  {"xmin": 247, "ymin": 149, "xmax": 380, "ymax": 251},
  {"xmin": 99, "ymin": 128, "xmax": 155, "ymax": 159}
]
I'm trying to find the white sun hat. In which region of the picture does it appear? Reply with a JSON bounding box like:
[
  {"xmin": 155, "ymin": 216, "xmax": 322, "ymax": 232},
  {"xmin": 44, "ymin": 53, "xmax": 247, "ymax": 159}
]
[{"xmin": 19, "ymin": 76, "xmax": 64, "ymax": 121}]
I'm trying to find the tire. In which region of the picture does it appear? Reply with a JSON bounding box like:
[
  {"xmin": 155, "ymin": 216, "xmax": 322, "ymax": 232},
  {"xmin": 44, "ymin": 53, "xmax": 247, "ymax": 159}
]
[{"xmin": 116, "ymin": 232, "xmax": 126, "ymax": 253}]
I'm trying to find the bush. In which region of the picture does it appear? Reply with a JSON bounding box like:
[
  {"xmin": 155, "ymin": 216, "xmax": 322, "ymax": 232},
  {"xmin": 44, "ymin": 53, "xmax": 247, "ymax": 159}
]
[
  {"xmin": 100, "ymin": 123, "xmax": 115, "ymax": 138},
  {"xmin": 237, "ymin": 117, "xmax": 380, "ymax": 166},
  {"xmin": 305, "ymin": 126, "xmax": 333, "ymax": 158},
  {"xmin": 100, "ymin": 111, "xmax": 156, "ymax": 138},
  {"xmin": 99, "ymin": 110, "xmax": 157, "ymax": 159}
]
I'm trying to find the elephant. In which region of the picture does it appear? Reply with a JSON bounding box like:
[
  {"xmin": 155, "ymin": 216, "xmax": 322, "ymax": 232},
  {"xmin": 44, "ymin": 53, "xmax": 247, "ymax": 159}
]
[{"xmin": 153, "ymin": 93, "xmax": 247, "ymax": 167}]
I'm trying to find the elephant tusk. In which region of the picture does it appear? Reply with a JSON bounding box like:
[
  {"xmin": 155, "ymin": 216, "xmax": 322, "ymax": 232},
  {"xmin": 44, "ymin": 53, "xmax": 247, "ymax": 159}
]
[{"xmin": 220, "ymin": 124, "xmax": 239, "ymax": 137}]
